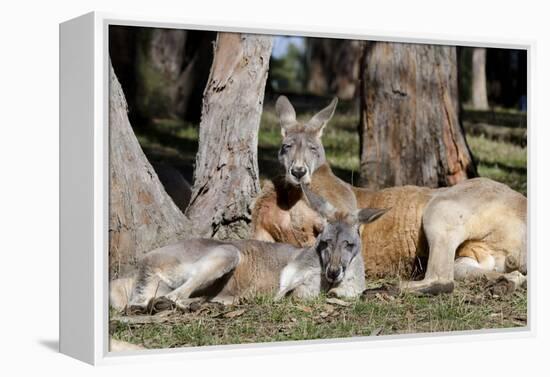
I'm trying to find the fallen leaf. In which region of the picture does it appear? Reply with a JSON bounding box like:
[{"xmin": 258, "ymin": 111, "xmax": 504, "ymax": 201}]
[
  {"xmin": 375, "ymin": 293, "xmax": 387, "ymax": 302},
  {"xmin": 319, "ymin": 311, "xmax": 329, "ymax": 318},
  {"xmin": 296, "ymin": 305, "xmax": 313, "ymax": 313},
  {"xmin": 326, "ymin": 298, "xmax": 351, "ymax": 307},
  {"xmin": 223, "ymin": 309, "xmax": 246, "ymax": 318}
]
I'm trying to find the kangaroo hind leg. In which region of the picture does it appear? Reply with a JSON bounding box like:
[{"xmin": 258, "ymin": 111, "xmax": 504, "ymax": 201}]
[
  {"xmin": 400, "ymin": 199, "xmax": 466, "ymax": 295},
  {"xmin": 275, "ymin": 262, "xmax": 313, "ymax": 301},
  {"xmin": 165, "ymin": 245, "xmax": 241, "ymax": 305},
  {"xmin": 455, "ymin": 254, "xmax": 526, "ymax": 295}
]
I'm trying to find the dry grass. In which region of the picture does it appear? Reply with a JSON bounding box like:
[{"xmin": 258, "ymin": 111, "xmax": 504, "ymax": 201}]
[{"xmin": 110, "ymin": 279, "xmax": 527, "ymax": 350}]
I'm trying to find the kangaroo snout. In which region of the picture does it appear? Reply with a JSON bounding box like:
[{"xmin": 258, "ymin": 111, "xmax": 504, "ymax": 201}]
[
  {"xmin": 326, "ymin": 266, "xmax": 343, "ymax": 283},
  {"xmin": 291, "ymin": 166, "xmax": 307, "ymax": 180}
]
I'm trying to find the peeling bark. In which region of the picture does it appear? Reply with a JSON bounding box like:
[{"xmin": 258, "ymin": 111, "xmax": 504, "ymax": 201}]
[
  {"xmin": 358, "ymin": 42, "xmax": 477, "ymax": 189},
  {"xmin": 185, "ymin": 33, "xmax": 273, "ymax": 239},
  {"xmin": 109, "ymin": 61, "xmax": 194, "ymax": 278}
]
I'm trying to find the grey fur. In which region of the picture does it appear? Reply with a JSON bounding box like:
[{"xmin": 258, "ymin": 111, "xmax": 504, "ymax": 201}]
[
  {"xmin": 277, "ymin": 96, "xmax": 337, "ymax": 186},
  {"xmin": 111, "ymin": 192, "xmax": 387, "ymax": 310}
]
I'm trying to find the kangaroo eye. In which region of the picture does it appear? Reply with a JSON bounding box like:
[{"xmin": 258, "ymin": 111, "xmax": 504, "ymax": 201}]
[
  {"xmin": 318, "ymin": 241, "xmax": 328, "ymax": 250},
  {"xmin": 345, "ymin": 242, "xmax": 355, "ymax": 251},
  {"xmin": 281, "ymin": 144, "xmax": 291, "ymax": 153},
  {"xmin": 308, "ymin": 145, "xmax": 318, "ymax": 152}
]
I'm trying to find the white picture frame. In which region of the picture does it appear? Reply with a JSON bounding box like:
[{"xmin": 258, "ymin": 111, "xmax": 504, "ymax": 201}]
[{"xmin": 59, "ymin": 11, "xmax": 534, "ymax": 365}]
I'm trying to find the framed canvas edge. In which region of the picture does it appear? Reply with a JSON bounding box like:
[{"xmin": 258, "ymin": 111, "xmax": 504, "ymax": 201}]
[{"xmin": 59, "ymin": 10, "xmax": 536, "ymax": 365}]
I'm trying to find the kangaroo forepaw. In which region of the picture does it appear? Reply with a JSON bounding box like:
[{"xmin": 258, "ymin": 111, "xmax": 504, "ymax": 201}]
[
  {"xmin": 399, "ymin": 279, "xmax": 454, "ymax": 296},
  {"xmin": 361, "ymin": 283, "xmax": 399, "ymax": 299},
  {"xmin": 328, "ymin": 287, "xmax": 362, "ymax": 299},
  {"xmin": 148, "ymin": 296, "xmax": 176, "ymax": 313}
]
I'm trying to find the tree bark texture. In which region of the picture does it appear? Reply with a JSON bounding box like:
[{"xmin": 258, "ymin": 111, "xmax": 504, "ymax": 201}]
[
  {"xmin": 185, "ymin": 33, "xmax": 273, "ymax": 239},
  {"xmin": 471, "ymin": 47, "xmax": 489, "ymax": 110},
  {"xmin": 306, "ymin": 39, "xmax": 363, "ymax": 99},
  {"xmin": 109, "ymin": 61, "xmax": 194, "ymax": 278},
  {"xmin": 358, "ymin": 42, "xmax": 477, "ymax": 189}
]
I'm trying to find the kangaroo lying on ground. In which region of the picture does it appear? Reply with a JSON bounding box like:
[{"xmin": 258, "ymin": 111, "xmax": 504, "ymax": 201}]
[
  {"xmin": 252, "ymin": 96, "xmax": 527, "ymax": 295},
  {"xmin": 110, "ymin": 185, "xmax": 387, "ymax": 311}
]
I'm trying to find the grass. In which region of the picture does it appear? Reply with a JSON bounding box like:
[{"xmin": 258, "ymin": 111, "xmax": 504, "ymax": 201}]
[
  {"xmin": 467, "ymin": 135, "xmax": 527, "ymax": 195},
  {"xmin": 122, "ymin": 107, "xmax": 527, "ymax": 350},
  {"xmin": 110, "ymin": 280, "xmax": 527, "ymax": 349}
]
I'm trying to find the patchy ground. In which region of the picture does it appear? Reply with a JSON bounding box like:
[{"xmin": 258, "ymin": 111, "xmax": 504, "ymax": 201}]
[{"xmin": 110, "ymin": 279, "xmax": 527, "ymax": 349}]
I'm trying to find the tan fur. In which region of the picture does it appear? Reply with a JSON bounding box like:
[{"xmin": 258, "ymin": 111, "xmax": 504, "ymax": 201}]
[
  {"xmin": 214, "ymin": 241, "xmax": 297, "ymax": 298},
  {"xmin": 252, "ymin": 167, "xmax": 527, "ymax": 291},
  {"xmin": 354, "ymin": 185, "xmax": 433, "ymax": 277}
]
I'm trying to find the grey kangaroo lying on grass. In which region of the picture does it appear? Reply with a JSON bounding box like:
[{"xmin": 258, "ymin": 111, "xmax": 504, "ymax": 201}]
[
  {"xmin": 110, "ymin": 184, "xmax": 387, "ymax": 311},
  {"xmin": 252, "ymin": 96, "xmax": 527, "ymax": 295}
]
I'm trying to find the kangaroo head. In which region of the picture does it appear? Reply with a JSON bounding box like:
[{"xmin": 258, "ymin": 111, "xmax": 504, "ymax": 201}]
[
  {"xmin": 275, "ymin": 95, "xmax": 338, "ymax": 186},
  {"xmin": 301, "ymin": 184, "xmax": 388, "ymax": 284}
]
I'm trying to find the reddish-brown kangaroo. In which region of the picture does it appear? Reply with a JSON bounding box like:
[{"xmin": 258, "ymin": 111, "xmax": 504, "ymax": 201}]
[{"xmin": 252, "ymin": 96, "xmax": 527, "ymax": 295}]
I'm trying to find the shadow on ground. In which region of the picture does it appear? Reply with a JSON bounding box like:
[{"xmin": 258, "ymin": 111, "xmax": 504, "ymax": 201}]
[{"xmin": 38, "ymin": 339, "xmax": 59, "ymax": 353}]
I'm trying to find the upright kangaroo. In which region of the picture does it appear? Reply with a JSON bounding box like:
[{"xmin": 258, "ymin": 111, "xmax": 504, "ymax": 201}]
[
  {"xmin": 110, "ymin": 185, "xmax": 387, "ymax": 311},
  {"xmin": 252, "ymin": 96, "xmax": 527, "ymax": 295}
]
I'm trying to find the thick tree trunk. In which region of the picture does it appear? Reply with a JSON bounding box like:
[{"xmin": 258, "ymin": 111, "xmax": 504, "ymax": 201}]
[
  {"xmin": 306, "ymin": 39, "xmax": 362, "ymax": 99},
  {"xmin": 185, "ymin": 33, "xmax": 273, "ymax": 239},
  {"xmin": 358, "ymin": 42, "xmax": 477, "ymax": 189},
  {"xmin": 471, "ymin": 47, "xmax": 489, "ymax": 110},
  {"xmin": 109, "ymin": 61, "xmax": 194, "ymax": 278}
]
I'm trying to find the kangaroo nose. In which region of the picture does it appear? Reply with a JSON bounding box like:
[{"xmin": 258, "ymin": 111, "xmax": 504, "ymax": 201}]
[
  {"xmin": 291, "ymin": 166, "xmax": 307, "ymax": 179},
  {"xmin": 326, "ymin": 267, "xmax": 341, "ymax": 282}
]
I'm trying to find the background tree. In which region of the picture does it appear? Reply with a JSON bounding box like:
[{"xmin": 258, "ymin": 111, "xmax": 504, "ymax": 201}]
[
  {"xmin": 306, "ymin": 38, "xmax": 363, "ymax": 99},
  {"xmin": 471, "ymin": 47, "xmax": 489, "ymax": 110},
  {"xmin": 108, "ymin": 61, "xmax": 194, "ymax": 278},
  {"xmin": 358, "ymin": 42, "xmax": 477, "ymax": 189},
  {"xmin": 270, "ymin": 42, "xmax": 307, "ymax": 93},
  {"xmin": 185, "ymin": 33, "xmax": 273, "ymax": 239},
  {"xmin": 109, "ymin": 26, "xmax": 214, "ymax": 124}
]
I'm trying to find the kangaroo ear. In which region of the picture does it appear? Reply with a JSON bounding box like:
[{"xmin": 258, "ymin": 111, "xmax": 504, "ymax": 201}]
[
  {"xmin": 301, "ymin": 184, "xmax": 338, "ymax": 220},
  {"xmin": 275, "ymin": 95, "xmax": 297, "ymax": 137},
  {"xmin": 306, "ymin": 97, "xmax": 338, "ymax": 138},
  {"xmin": 355, "ymin": 208, "xmax": 389, "ymax": 224}
]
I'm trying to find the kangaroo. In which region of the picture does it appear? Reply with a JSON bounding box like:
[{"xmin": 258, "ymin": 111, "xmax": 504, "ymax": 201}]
[
  {"xmin": 110, "ymin": 185, "xmax": 387, "ymax": 311},
  {"xmin": 252, "ymin": 95, "xmax": 527, "ymax": 295}
]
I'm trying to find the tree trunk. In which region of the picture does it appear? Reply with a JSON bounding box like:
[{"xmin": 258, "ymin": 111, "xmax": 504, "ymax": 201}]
[
  {"xmin": 306, "ymin": 39, "xmax": 362, "ymax": 99},
  {"xmin": 109, "ymin": 61, "xmax": 194, "ymax": 278},
  {"xmin": 109, "ymin": 26, "xmax": 214, "ymax": 123},
  {"xmin": 358, "ymin": 42, "xmax": 477, "ymax": 189},
  {"xmin": 147, "ymin": 28, "xmax": 214, "ymax": 119},
  {"xmin": 185, "ymin": 33, "xmax": 273, "ymax": 239},
  {"xmin": 471, "ymin": 47, "xmax": 489, "ymax": 110}
]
